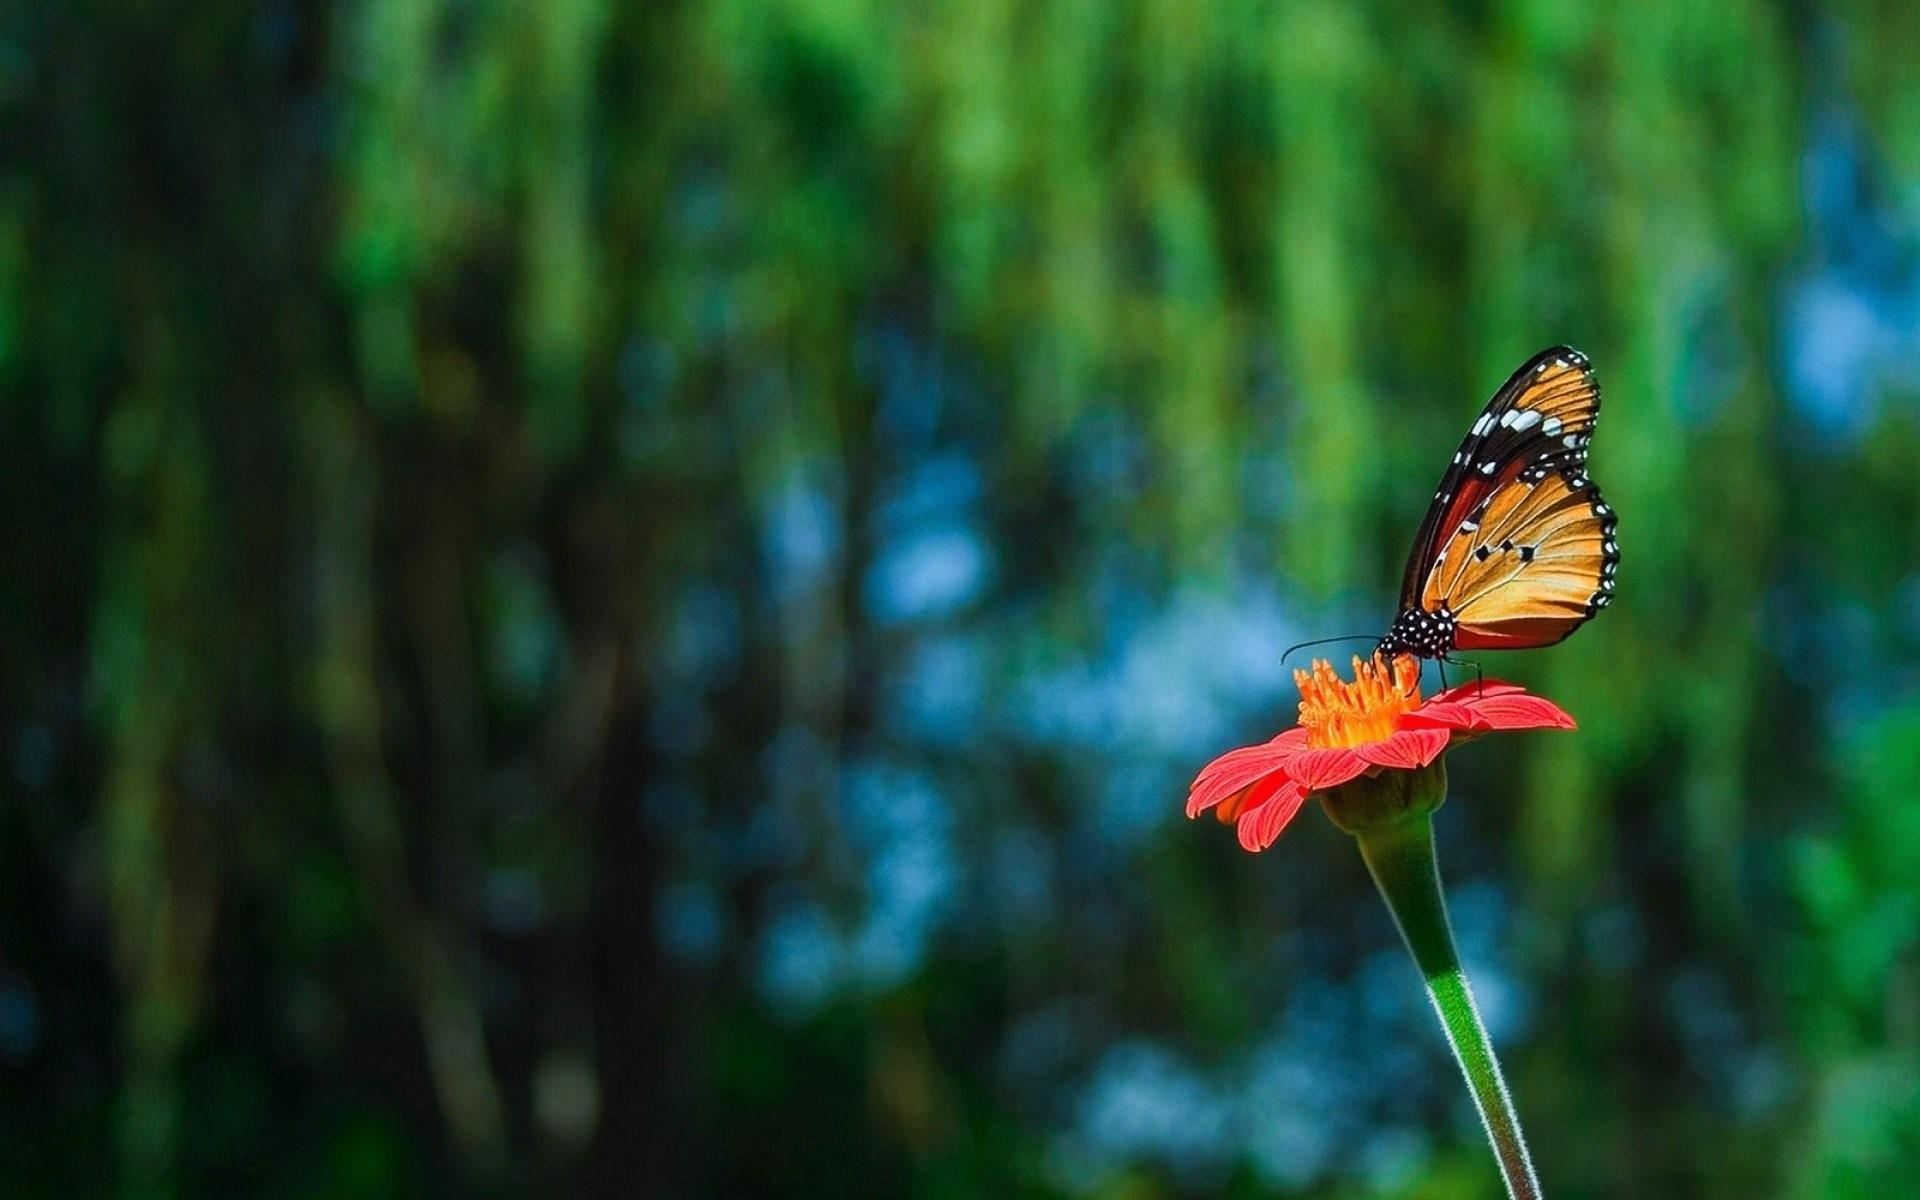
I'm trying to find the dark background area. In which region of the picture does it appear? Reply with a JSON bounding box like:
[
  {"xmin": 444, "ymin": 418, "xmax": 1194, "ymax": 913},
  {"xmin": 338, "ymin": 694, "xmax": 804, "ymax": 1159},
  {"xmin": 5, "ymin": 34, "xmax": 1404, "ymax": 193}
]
[{"xmin": 6, "ymin": 1, "xmax": 1920, "ymax": 1196}]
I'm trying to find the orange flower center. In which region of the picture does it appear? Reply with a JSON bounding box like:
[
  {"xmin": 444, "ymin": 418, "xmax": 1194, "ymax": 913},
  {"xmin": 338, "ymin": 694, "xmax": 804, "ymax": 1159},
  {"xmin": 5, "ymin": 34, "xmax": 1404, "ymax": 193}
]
[{"xmin": 1294, "ymin": 653, "xmax": 1423, "ymax": 749}]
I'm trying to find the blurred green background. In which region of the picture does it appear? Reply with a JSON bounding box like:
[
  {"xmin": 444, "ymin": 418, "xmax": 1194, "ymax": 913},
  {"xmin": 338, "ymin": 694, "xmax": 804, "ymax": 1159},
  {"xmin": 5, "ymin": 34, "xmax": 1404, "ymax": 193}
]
[{"xmin": 7, "ymin": 1, "xmax": 1920, "ymax": 1196}]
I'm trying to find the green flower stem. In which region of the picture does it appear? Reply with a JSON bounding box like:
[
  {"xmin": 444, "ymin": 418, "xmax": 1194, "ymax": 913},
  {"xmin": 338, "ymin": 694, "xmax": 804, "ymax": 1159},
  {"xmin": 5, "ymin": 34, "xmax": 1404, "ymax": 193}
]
[{"xmin": 1355, "ymin": 813, "xmax": 1543, "ymax": 1200}]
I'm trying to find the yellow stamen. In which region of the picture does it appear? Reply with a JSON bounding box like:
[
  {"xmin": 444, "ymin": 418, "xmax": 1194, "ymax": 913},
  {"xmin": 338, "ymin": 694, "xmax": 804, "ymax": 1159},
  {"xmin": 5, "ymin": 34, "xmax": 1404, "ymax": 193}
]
[{"xmin": 1294, "ymin": 653, "xmax": 1423, "ymax": 749}]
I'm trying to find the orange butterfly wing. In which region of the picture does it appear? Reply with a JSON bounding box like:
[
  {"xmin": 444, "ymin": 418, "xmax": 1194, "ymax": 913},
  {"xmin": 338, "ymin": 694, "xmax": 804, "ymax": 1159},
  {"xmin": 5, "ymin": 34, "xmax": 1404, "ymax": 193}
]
[
  {"xmin": 1421, "ymin": 468, "xmax": 1616, "ymax": 650},
  {"xmin": 1397, "ymin": 345, "xmax": 1605, "ymax": 606},
  {"xmin": 1398, "ymin": 349, "xmax": 1606, "ymax": 611},
  {"xmin": 1391, "ymin": 347, "xmax": 1617, "ymax": 656}
]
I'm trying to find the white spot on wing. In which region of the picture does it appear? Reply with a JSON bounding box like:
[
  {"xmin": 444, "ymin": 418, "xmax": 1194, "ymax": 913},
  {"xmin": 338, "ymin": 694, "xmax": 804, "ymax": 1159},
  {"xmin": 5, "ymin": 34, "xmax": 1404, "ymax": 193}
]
[{"xmin": 1541, "ymin": 417, "xmax": 1563, "ymax": 436}]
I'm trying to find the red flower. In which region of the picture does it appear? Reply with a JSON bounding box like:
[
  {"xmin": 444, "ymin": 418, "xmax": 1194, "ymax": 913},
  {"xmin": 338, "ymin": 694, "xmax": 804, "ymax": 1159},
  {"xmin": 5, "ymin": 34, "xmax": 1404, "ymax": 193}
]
[{"xmin": 1187, "ymin": 654, "xmax": 1575, "ymax": 852}]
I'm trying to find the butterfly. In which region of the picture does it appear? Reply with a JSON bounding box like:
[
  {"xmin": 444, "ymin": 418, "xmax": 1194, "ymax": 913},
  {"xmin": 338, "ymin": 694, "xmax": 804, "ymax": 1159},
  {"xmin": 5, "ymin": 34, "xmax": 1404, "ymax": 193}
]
[{"xmin": 1376, "ymin": 346, "xmax": 1618, "ymax": 662}]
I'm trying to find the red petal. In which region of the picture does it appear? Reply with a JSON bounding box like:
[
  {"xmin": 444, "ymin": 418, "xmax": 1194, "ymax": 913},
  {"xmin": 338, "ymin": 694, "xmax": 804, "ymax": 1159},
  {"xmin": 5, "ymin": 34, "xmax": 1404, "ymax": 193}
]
[
  {"xmin": 1236, "ymin": 780, "xmax": 1310, "ymax": 852},
  {"xmin": 1187, "ymin": 763, "xmax": 1280, "ymax": 818},
  {"xmin": 1212, "ymin": 770, "xmax": 1292, "ymax": 824},
  {"xmin": 1407, "ymin": 683, "xmax": 1576, "ymax": 733},
  {"xmin": 1431, "ymin": 679, "xmax": 1525, "ymax": 704},
  {"xmin": 1280, "ymin": 746, "xmax": 1368, "ymax": 791},
  {"xmin": 1186, "ymin": 733, "xmax": 1300, "ymax": 817},
  {"xmin": 1357, "ymin": 727, "xmax": 1451, "ymax": 770},
  {"xmin": 1268, "ymin": 727, "xmax": 1311, "ymax": 751},
  {"xmin": 1400, "ymin": 700, "xmax": 1477, "ymax": 731},
  {"xmin": 1214, "ymin": 772, "xmax": 1286, "ymax": 823},
  {"xmin": 1460, "ymin": 692, "xmax": 1576, "ymax": 731}
]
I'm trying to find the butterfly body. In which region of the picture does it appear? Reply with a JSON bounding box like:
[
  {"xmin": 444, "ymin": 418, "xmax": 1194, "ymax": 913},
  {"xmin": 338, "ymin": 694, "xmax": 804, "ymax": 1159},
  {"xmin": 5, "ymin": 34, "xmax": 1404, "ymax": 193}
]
[
  {"xmin": 1376, "ymin": 346, "xmax": 1617, "ymax": 662},
  {"xmin": 1379, "ymin": 604, "xmax": 1460, "ymax": 659}
]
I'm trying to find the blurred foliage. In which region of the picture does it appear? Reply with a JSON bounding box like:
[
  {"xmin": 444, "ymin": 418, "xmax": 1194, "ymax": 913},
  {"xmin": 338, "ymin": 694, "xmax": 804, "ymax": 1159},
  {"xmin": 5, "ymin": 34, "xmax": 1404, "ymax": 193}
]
[{"xmin": 5, "ymin": 0, "xmax": 1920, "ymax": 1196}]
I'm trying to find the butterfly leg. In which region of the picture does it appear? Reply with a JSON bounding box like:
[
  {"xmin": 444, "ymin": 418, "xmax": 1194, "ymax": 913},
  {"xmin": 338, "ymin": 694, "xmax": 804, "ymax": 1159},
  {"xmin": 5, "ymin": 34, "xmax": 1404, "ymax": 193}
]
[{"xmin": 1440, "ymin": 655, "xmax": 1483, "ymax": 696}]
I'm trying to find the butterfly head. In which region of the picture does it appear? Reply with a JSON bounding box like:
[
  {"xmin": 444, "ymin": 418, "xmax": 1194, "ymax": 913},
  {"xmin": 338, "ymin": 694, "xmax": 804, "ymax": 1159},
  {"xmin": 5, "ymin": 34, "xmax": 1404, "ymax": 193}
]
[{"xmin": 1379, "ymin": 606, "xmax": 1456, "ymax": 661}]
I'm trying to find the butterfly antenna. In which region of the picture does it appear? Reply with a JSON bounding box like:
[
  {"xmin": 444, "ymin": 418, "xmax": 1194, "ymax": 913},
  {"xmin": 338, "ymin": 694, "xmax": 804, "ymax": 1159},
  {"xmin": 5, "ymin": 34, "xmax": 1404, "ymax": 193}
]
[{"xmin": 1280, "ymin": 634, "xmax": 1378, "ymax": 666}]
